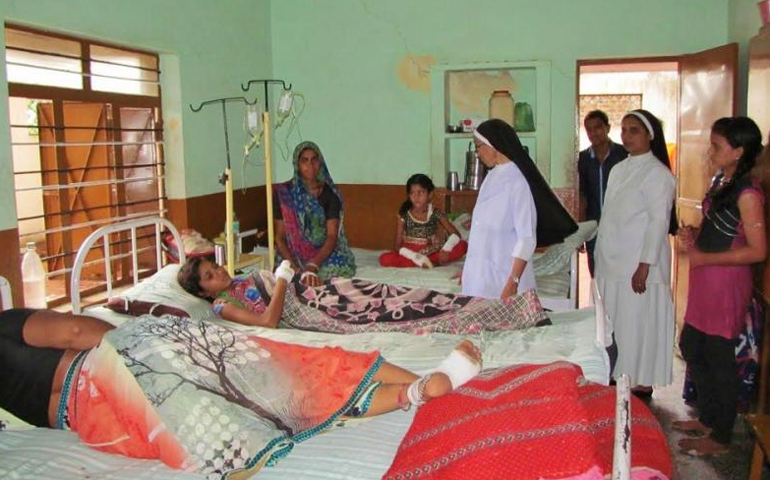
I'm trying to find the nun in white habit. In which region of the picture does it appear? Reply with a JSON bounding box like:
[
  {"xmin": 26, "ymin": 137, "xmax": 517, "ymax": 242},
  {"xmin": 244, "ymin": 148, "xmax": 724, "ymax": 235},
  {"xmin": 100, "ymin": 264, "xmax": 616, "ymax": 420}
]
[
  {"xmin": 462, "ymin": 119, "xmax": 577, "ymax": 300},
  {"xmin": 594, "ymin": 109, "xmax": 677, "ymax": 392}
]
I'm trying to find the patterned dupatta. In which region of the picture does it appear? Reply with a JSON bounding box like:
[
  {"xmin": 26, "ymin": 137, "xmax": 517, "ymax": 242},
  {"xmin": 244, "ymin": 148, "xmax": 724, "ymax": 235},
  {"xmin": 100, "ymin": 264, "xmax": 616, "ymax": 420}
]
[{"xmin": 274, "ymin": 141, "xmax": 355, "ymax": 279}]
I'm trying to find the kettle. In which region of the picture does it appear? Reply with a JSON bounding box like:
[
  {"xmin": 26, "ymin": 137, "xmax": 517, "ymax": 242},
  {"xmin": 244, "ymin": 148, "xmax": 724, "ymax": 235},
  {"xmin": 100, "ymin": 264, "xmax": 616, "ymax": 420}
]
[{"xmin": 464, "ymin": 142, "xmax": 487, "ymax": 190}]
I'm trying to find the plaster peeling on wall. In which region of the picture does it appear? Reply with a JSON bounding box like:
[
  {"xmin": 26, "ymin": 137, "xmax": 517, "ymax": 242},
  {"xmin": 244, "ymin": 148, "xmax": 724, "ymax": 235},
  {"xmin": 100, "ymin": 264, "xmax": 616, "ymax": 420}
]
[
  {"xmin": 449, "ymin": 71, "xmax": 517, "ymax": 115},
  {"xmin": 397, "ymin": 54, "xmax": 436, "ymax": 92}
]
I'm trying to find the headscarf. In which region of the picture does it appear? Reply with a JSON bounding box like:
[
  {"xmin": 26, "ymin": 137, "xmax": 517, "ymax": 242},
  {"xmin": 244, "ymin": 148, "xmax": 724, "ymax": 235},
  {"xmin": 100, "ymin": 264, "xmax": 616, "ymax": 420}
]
[
  {"xmin": 475, "ymin": 119, "xmax": 578, "ymax": 247},
  {"xmin": 274, "ymin": 141, "xmax": 356, "ymax": 279},
  {"xmin": 622, "ymin": 109, "xmax": 678, "ymax": 235}
]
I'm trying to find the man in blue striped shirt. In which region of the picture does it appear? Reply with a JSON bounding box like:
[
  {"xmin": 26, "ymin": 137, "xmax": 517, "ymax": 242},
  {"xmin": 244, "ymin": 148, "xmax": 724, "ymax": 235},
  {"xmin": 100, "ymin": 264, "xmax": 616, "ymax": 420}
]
[{"xmin": 578, "ymin": 110, "xmax": 627, "ymax": 275}]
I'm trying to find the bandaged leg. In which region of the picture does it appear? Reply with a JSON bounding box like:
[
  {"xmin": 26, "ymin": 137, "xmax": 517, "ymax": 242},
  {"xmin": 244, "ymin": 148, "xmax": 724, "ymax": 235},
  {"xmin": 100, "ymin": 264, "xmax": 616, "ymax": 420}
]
[
  {"xmin": 431, "ymin": 346, "xmax": 482, "ymax": 389},
  {"xmin": 398, "ymin": 247, "xmax": 433, "ymax": 269},
  {"xmin": 403, "ymin": 343, "xmax": 481, "ymax": 409}
]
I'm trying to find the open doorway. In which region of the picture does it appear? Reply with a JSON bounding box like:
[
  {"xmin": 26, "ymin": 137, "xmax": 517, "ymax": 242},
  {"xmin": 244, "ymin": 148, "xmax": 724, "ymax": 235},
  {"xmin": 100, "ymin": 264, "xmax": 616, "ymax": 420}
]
[
  {"xmin": 575, "ymin": 45, "xmax": 738, "ymax": 337},
  {"xmin": 575, "ymin": 60, "xmax": 680, "ymax": 309}
]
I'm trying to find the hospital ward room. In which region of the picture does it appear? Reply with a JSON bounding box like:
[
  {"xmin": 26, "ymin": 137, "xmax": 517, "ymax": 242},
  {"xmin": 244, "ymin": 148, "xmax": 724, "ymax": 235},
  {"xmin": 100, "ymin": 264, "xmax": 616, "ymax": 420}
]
[{"xmin": 3, "ymin": 1, "xmax": 770, "ymax": 479}]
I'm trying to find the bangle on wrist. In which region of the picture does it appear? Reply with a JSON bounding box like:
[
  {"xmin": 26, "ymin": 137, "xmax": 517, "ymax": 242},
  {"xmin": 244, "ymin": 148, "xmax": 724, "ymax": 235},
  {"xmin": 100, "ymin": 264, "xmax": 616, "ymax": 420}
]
[
  {"xmin": 510, "ymin": 275, "xmax": 520, "ymax": 284},
  {"xmin": 306, "ymin": 262, "xmax": 319, "ymax": 272}
]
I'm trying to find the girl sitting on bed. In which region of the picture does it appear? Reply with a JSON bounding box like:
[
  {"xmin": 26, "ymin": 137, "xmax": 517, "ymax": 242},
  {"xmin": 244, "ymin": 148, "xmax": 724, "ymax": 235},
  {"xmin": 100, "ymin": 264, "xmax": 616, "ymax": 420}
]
[
  {"xmin": 178, "ymin": 255, "xmax": 548, "ymax": 335},
  {"xmin": 379, "ymin": 174, "xmax": 467, "ymax": 268}
]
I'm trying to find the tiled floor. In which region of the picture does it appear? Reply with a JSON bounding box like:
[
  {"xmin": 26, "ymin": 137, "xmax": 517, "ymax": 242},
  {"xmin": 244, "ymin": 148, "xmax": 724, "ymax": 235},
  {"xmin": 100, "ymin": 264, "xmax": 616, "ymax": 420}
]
[{"xmin": 647, "ymin": 355, "xmax": 765, "ymax": 480}]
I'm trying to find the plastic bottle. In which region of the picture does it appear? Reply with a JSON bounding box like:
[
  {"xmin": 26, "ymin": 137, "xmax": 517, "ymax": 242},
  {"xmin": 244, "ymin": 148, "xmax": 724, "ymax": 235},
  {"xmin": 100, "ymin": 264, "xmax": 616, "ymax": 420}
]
[{"xmin": 21, "ymin": 242, "xmax": 47, "ymax": 309}]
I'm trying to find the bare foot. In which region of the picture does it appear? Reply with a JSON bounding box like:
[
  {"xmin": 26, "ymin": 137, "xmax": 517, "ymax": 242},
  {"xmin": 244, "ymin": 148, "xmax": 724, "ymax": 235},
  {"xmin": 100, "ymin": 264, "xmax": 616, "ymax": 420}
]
[
  {"xmin": 672, "ymin": 419, "xmax": 711, "ymax": 436},
  {"xmin": 679, "ymin": 436, "xmax": 728, "ymax": 456}
]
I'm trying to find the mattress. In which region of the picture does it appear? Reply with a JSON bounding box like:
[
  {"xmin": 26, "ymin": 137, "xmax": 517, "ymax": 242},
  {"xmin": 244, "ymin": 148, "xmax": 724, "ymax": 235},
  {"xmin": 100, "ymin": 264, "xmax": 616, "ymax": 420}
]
[{"xmin": 0, "ymin": 308, "xmax": 606, "ymax": 480}]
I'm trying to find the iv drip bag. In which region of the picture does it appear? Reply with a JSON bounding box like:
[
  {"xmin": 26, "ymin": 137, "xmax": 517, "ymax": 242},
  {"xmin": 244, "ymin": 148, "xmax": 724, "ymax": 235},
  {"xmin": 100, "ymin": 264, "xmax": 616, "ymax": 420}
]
[
  {"xmin": 246, "ymin": 103, "xmax": 260, "ymax": 136},
  {"xmin": 278, "ymin": 90, "xmax": 293, "ymax": 118}
]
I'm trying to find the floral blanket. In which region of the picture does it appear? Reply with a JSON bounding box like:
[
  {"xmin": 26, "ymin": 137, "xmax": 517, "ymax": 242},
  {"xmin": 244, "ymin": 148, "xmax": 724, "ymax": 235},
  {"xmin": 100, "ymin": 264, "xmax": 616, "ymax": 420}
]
[{"xmin": 269, "ymin": 273, "xmax": 548, "ymax": 335}]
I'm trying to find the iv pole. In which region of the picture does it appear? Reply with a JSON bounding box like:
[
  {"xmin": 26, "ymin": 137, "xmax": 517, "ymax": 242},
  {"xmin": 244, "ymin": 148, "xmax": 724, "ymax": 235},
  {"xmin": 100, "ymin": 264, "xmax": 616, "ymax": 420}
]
[
  {"xmin": 189, "ymin": 96, "xmax": 258, "ymax": 276},
  {"xmin": 241, "ymin": 79, "xmax": 292, "ymax": 271}
]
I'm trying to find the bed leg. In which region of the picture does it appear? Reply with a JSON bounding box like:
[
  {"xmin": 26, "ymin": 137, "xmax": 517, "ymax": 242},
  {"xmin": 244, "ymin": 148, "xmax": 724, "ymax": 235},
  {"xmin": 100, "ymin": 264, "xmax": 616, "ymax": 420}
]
[{"xmin": 612, "ymin": 374, "xmax": 631, "ymax": 480}]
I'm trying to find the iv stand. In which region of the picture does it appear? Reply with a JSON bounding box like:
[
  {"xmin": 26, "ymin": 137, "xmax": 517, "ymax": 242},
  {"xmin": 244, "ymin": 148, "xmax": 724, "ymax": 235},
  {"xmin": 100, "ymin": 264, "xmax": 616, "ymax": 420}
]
[
  {"xmin": 241, "ymin": 79, "xmax": 292, "ymax": 271},
  {"xmin": 189, "ymin": 96, "xmax": 258, "ymax": 276}
]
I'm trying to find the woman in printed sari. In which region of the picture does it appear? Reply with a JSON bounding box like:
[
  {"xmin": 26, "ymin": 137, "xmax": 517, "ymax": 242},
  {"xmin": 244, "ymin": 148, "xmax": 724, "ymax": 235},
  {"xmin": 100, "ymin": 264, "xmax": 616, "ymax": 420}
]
[
  {"xmin": 0, "ymin": 287, "xmax": 483, "ymax": 479},
  {"xmin": 274, "ymin": 141, "xmax": 355, "ymax": 287}
]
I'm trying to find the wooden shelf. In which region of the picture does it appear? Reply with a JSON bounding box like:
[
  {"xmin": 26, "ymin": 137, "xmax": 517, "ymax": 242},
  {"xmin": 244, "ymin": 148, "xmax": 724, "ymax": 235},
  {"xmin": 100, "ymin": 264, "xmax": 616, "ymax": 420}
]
[{"xmin": 430, "ymin": 60, "xmax": 551, "ymax": 183}]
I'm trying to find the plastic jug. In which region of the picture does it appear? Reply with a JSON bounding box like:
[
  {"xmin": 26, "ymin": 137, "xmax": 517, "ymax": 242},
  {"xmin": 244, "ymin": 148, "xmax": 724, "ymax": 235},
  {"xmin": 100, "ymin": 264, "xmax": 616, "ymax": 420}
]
[
  {"xmin": 488, "ymin": 90, "xmax": 515, "ymax": 127},
  {"xmin": 21, "ymin": 242, "xmax": 47, "ymax": 308}
]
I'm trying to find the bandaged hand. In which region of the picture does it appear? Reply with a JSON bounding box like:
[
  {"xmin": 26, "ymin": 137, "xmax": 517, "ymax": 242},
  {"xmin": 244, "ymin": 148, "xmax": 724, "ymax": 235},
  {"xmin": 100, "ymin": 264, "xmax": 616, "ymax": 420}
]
[
  {"xmin": 274, "ymin": 260, "xmax": 295, "ymax": 283},
  {"xmin": 441, "ymin": 233, "xmax": 460, "ymax": 252},
  {"xmin": 399, "ymin": 247, "xmax": 433, "ymax": 269}
]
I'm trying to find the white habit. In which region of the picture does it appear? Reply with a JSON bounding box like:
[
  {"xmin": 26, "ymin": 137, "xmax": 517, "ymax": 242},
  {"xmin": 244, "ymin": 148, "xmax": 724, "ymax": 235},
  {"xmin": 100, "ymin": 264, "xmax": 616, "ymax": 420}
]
[
  {"xmin": 462, "ymin": 161, "xmax": 537, "ymax": 299},
  {"xmin": 594, "ymin": 151, "xmax": 676, "ymax": 387}
]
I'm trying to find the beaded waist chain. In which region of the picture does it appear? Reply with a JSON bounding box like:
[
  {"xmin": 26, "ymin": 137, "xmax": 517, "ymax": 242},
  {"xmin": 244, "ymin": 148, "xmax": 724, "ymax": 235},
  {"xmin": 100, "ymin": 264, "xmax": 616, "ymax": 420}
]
[{"xmin": 56, "ymin": 350, "xmax": 89, "ymax": 430}]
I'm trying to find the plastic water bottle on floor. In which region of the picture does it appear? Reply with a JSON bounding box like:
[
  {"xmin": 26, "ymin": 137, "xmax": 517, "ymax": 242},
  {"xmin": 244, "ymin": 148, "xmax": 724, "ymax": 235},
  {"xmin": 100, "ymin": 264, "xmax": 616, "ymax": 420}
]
[{"xmin": 22, "ymin": 242, "xmax": 47, "ymax": 309}]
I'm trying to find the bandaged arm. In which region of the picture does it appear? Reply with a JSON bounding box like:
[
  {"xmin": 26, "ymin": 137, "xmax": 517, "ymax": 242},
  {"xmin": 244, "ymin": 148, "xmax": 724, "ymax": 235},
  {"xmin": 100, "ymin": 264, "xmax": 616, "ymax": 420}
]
[{"xmin": 441, "ymin": 233, "xmax": 461, "ymax": 252}]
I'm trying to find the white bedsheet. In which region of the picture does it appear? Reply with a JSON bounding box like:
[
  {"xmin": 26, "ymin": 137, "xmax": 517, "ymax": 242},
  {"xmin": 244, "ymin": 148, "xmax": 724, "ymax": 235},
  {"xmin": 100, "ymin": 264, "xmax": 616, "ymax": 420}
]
[{"xmin": 0, "ymin": 308, "xmax": 606, "ymax": 480}]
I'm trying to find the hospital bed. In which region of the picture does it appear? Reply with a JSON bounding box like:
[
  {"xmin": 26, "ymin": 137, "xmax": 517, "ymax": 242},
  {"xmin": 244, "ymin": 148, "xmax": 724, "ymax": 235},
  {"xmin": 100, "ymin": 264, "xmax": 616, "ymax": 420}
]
[
  {"xmin": 0, "ymin": 217, "xmax": 638, "ymax": 480},
  {"xmin": 352, "ymin": 219, "xmax": 597, "ymax": 312}
]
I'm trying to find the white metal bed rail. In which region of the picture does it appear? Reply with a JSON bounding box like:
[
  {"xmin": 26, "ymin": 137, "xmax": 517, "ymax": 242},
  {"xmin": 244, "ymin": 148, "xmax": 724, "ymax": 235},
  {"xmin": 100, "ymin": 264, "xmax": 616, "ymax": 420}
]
[
  {"xmin": 593, "ymin": 279, "xmax": 631, "ymax": 480},
  {"xmin": 70, "ymin": 217, "xmax": 184, "ymax": 314}
]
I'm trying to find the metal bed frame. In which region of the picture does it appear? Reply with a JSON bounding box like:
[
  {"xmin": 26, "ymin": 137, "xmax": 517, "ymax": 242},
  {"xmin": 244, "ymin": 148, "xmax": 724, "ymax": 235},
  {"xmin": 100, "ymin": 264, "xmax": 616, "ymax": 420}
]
[{"xmin": 70, "ymin": 216, "xmax": 184, "ymax": 314}]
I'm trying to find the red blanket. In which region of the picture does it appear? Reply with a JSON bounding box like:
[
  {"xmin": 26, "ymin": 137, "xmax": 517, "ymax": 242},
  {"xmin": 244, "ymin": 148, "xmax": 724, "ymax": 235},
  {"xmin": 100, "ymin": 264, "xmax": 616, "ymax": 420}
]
[{"xmin": 383, "ymin": 362, "xmax": 671, "ymax": 480}]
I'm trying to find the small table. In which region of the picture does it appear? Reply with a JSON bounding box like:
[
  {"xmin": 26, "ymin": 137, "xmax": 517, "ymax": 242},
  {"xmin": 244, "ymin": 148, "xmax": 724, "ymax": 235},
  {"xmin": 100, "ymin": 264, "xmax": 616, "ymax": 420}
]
[
  {"xmin": 231, "ymin": 252, "xmax": 267, "ymax": 273},
  {"xmin": 434, "ymin": 188, "xmax": 479, "ymax": 215}
]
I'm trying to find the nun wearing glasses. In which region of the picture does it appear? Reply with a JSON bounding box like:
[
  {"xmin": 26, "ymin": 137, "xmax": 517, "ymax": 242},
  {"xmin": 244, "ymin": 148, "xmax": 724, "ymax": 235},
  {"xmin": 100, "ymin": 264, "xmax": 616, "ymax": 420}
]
[
  {"xmin": 462, "ymin": 119, "xmax": 577, "ymax": 301},
  {"xmin": 594, "ymin": 109, "xmax": 677, "ymax": 396}
]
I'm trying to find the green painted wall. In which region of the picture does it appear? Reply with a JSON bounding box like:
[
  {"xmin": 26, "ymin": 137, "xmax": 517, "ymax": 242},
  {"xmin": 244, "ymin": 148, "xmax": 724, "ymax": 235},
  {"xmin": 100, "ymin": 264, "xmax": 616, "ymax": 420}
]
[
  {"xmin": 0, "ymin": 0, "xmax": 273, "ymax": 230},
  {"xmin": 729, "ymin": 0, "xmax": 764, "ymax": 115},
  {"xmin": 270, "ymin": 0, "xmax": 729, "ymax": 188}
]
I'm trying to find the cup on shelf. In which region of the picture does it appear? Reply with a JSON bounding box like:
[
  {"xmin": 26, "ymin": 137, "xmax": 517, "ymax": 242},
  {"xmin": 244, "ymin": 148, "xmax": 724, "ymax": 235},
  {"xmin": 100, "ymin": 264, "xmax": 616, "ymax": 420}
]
[{"xmin": 447, "ymin": 171, "xmax": 459, "ymax": 191}]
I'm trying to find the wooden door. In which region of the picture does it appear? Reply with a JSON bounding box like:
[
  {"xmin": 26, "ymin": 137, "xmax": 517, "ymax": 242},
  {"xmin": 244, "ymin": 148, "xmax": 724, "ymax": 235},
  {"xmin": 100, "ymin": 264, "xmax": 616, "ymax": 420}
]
[
  {"xmin": 39, "ymin": 102, "xmax": 112, "ymax": 283},
  {"xmin": 115, "ymin": 106, "xmax": 162, "ymax": 272},
  {"xmin": 748, "ymin": 26, "xmax": 770, "ymax": 412},
  {"xmin": 674, "ymin": 43, "xmax": 738, "ymax": 331}
]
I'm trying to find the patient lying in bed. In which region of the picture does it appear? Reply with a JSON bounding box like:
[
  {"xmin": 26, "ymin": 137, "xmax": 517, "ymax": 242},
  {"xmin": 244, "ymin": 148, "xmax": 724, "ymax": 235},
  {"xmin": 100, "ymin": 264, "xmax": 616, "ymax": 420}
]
[{"xmin": 177, "ymin": 256, "xmax": 549, "ymax": 335}]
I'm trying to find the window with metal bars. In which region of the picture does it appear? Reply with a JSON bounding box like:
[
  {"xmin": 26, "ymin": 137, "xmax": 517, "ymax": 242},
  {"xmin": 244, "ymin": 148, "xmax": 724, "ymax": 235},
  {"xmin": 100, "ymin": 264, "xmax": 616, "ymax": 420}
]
[{"xmin": 5, "ymin": 24, "xmax": 167, "ymax": 307}]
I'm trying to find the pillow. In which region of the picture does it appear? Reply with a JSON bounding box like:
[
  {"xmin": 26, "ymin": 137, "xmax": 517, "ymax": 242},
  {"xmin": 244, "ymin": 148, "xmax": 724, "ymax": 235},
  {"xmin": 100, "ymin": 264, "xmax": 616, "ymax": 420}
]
[
  {"xmin": 92, "ymin": 264, "xmax": 215, "ymax": 321},
  {"xmin": 0, "ymin": 407, "xmax": 33, "ymax": 431},
  {"xmin": 451, "ymin": 213, "xmax": 472, "ymax": 241},
  {"xmin": 533, "ymin": 220, "xmax": 598, "ymax": 276}
]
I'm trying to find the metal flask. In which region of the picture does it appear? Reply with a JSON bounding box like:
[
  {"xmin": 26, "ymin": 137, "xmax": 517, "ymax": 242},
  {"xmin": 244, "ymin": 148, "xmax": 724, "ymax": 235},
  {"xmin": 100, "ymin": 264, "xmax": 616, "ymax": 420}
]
[{"xmin": 464, "ymin": 142, "xmax": 486, "ymax": 190}]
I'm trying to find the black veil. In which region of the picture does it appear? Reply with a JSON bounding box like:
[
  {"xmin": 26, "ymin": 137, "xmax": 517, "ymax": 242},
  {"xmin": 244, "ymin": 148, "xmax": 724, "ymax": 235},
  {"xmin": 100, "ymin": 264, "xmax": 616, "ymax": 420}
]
[{"xmin": 476, "ymin": 119, "xmax": 578, "ymax": 247}]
